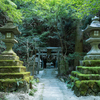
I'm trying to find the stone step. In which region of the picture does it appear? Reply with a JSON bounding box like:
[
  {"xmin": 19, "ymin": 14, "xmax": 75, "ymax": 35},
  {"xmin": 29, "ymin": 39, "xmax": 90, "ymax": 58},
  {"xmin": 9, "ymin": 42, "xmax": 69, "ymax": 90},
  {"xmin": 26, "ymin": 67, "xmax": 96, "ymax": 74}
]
[
  {"xmin": 74, "ymin": 80, "xmax": 100, "ymax": 96},
  {"xmin": 70, "ymin": 76, "xmax": 79, "ymax": 82},
  {"xmin": 0, "ymin": 76, "xmax": 33, "ymax": 92},
  {"xmin": 77, "ymin": 66, "xmax": 100, "ymax": 74},
  {"xmin": 77, "ymin": 73, "xmax": 100, "ymax": 80},
  {"xmin": 82, "ymin": 60, "xmax": 100, "ymax": 66},
  {"xmin": 71, "ymin": 71, "xmax": 81, "ymax": 77},
  {"xmin": 0, "ymin": 66, "xmax": 26, "ymax": 73},
  {"xmin": 0, "ymin": 72, "xmax": 30, "ymax": 79},
  {"xmin": 71, "ymin": 71, "xmax": 100, "ymax": 80},
  {"xmin": 0, "ymin": 76, "xmax": 33, "ymax": 83},
  {"xmin": 0, "ymin": 60, "xmax": 23, "ymax": 66},
  {"xmin": 0, "ymin": 55, "xmax": 19, "ymax": 60}
]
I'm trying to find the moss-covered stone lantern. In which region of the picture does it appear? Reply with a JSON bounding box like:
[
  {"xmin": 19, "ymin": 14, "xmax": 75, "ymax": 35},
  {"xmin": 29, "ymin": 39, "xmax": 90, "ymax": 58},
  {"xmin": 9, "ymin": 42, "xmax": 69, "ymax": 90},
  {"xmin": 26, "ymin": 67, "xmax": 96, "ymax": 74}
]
[
  {"xmin": 0, "ymin": 20, "xmax": 21, "ymax": 60},
  {"xmin": 83, "ymin": 16, "xmax": 100, "ymax": 60},
  {"xmin": 69, "ymin": 16, "xmax": 100, "ymax": 96},
  {"xmin": 0, "ymin": 20, "xmax": 33, "ymax": 92}
]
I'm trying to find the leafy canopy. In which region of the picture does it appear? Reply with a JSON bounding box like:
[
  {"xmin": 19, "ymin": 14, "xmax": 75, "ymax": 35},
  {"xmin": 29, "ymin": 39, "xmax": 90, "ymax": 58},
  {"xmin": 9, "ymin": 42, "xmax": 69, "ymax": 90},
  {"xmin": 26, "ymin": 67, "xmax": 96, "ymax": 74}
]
[{"xmin": 0, "ymin": 0, "xmax": 100, "ymax": 23}]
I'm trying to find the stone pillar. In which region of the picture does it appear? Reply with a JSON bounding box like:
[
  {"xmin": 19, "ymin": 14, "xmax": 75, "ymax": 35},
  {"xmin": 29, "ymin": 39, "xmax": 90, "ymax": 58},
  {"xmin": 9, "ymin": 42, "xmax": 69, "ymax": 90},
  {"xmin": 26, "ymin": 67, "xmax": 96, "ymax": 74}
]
[
  {"xmin": 41, "ymin": 59, "xmax": 44, "ymax": 68},
  {"xmin": 55, "ymin": 59, "xmax": 57, "ymax": 68},
  {"xmin": 37, "ymin": 48, "xmax": 40, "ymax": 74},
  {"xmin": 57, "ymin": 50, "xmax": 60, "ymax": 75}
]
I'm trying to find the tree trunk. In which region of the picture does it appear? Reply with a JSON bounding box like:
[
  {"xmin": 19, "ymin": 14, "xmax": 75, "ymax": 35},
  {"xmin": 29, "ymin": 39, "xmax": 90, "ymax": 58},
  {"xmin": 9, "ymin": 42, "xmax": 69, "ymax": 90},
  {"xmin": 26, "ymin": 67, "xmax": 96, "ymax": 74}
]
[
  {"xmin": 74, "ymin": 20, "xmax": 83, "ymax": 68},
  {"xmin": 27, "ymin": 40, "xmax": 30, "ymax": 71}
]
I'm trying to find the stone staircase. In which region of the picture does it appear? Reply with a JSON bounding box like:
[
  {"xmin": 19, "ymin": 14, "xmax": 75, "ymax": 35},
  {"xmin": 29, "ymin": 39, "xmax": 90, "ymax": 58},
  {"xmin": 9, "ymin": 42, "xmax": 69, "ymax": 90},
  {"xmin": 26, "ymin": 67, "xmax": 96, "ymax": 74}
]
[
  {"xmin": 70, "ymin": 60, "xmax": 100, "ymax": 96},
  {"xmin": 0, "ymin": 20, "xmax": 33, "ymax": 93},
  {"xmin": 0, "ymin": 56, "xmax": 33, "ymax": 92}
]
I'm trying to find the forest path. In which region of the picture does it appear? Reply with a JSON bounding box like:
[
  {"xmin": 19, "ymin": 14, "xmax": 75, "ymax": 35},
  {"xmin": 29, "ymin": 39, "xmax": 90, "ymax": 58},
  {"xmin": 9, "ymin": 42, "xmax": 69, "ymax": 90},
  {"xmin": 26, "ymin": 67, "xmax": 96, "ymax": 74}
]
[
  {"xmin": 34, "ymin": 68, "xmax": 100, "ymax": 100},
  {"xmin": 5, "ymin": 68, "xmax": 100, "ymax": 100},
  {"xmin": 34, "ymin": 68, "xmax": 73, "ymax": 100}
]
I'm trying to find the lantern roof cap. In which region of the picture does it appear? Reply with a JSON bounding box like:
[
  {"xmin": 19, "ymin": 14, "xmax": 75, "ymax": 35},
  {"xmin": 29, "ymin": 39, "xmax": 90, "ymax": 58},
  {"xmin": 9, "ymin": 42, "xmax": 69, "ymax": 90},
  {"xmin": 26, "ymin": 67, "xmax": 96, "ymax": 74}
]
[
  {"xmin": 0, "ymin": 20, "xmax": 21, "ymax": 35},
  {"xmin": 82, "ymin": 16, "xmax": 100, "ymax": 33}
]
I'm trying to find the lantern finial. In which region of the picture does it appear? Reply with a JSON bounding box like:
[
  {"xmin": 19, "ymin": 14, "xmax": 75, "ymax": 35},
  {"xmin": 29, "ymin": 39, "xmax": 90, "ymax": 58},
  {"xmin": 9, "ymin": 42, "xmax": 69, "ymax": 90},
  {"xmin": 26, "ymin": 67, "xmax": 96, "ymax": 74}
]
[{"xmin": 92, "ymin": 16, "xmax": 99, "ymax": 21}]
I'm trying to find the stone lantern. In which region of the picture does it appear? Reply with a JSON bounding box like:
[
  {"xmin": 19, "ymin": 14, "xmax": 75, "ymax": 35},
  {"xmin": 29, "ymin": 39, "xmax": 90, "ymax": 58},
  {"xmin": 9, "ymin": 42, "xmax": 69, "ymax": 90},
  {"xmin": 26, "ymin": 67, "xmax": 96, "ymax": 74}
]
[
  {"xmin": 0, "ymin": 20, "xmax": 21, "ymax": 59},
  {"xmin": 69, "ymin": 16, "xmax": 100, "ymax": 96},
  {"xmin": 0, "ymin": 20, "xmax": 33, "ymax": 92},
  {"xmin": 83, "ymin": 16, "xmax": 100, "ymax": 60}
]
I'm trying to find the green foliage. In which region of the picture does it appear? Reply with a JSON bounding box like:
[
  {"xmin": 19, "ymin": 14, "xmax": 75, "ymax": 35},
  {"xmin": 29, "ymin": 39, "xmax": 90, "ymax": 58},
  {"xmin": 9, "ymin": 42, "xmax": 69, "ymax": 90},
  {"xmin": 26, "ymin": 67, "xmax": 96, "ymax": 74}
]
[
  {"xmin": 0, "ymin": 0, "xmax": 22, "ymax": 23},
  {"xmin": 15, "ymin": 78, "xmax": 23, "ymax": 86},
  {"xmin": 0, "ymin": 33, "xmax": 6, "ymax": 54},
  {"xmin": 33, "ymin": 88, "xmax": 37, "ymax": 92},
  {"xmin": 29, "ymin": 79, "xmax": 38, "ymax": 96},
  {"xmin": 0, "ymin": 0, "xmax": 99, "ymax": 71},
  {"xmin": 1, "ymin": 86, "xmax": 4, "ymax": 89},
  {"xmin": 66, "ymin": 52, "xmax": 84, "ymax": 61},
  {"xmin": 66, "ymin": 77, "xmax": 74, "ymax": 89},
  {"xmin": 30, "ymin": 78, "xmax": 39, "ymax": 86},
  {"xmin": 59, "ymin": 57, "xmax": 69, "ymax": 75},
  {"xmin": 36, "ymin": 78, "xmax": 39, "ymax": 83},
  {"xmin": 29, "ymin": 90, "xmax": 34, "ymax": 96},
  {"xmin": 0, "ymin": 0, "xmax": 99, "ymax": 23},
  {"xmin": 67, "ymin": 82, "xmax": 74, "ymax": 89}
]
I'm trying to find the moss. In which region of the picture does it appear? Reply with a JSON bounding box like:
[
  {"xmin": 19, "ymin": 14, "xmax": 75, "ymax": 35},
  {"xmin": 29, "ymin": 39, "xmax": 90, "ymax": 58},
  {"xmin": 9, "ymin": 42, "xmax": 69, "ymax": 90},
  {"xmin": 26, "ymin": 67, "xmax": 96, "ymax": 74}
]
[
  {"xmin": 71, "ymin": 71, "xmax": 80, "ymax": 77},
  {"xmin": 75, "ymin": 81, "xmax": 81, "ymax": 88},
  {"xmin": 75, "ymin": 80, "xmax": 100, "ymax": 88},
  {"xmin": 0, "ymin": 79, "xmax": 29, "ymax": 92},
  {"xmin": 0, "ymin": 77, "xmax": 29, "ymax": 83},
  {"xmin": 0, "ymin": 60, "xmax": 23, "ymax": 66},
  {"xmin": 0, "ymin": 72, "xmax": 30, "ymax": 75},
  {"xmin": 70, "ymin": 76, "xmax": 79, "ymax": 82},
  {"xmin": 80, "ymin": 82, "xmax": 88, "ymax": 90},
  {"xmin": 0, "ymin": 57, "xmax": 33, "ymax": 92},
  {"xmin": 29, "ymin": 76, "xmax": 33, "ymax": 80},
  {"xmin": 80, "ymin": 90, "xmax": 87, "ymax": 96},
  {"xmin": 0, "ymin": 60, "xmax": 22, "ymax": 62},
  {"xmin": 74, "ymin": 86, "xmax": 80, "ymax": 97},
  {"xmin": 77, "ymin": 66, "xmax": 100, "ymax": 74},
  {"xmin": 0, "ymin": 75, "xmax": 33, "ymax": 92},
  {"xmin": 82, "ymin": 60, "xmax": 100, "ymax": 66},
  {"xmin": 77, "ymin": 73, "xmax": 100, "ymax": 80},
  {"xmin": 0, "ymin": 72, "xmax": 30, "ymax": 79},
  {"xmin": 97, "ymin": 81, "xmax": 100, "ymax": 87},
  {"xmin": 0, "ymin": 67, "xmax": 26, "ymax": 73},
  {"xmin": 77, "ymin": 66, "xmax": 83, "ymax": 68},
  {"xmin": 0, "ymin": 55, "xmax": 19, "ymax": 60},
  {"xmin": 92, "ymin": 83, "xmax": 99, "ymax": 92},
  {"xmin": 0, "ymin": 77, "xmax": 32, "ymax": 86},
  {"xmin": 0, "ymin": 66, "xmax": 26, "ymax": 68},
  {"xmin": 72, "ymin": 59, "xmax": 100, "ymax": 96}
]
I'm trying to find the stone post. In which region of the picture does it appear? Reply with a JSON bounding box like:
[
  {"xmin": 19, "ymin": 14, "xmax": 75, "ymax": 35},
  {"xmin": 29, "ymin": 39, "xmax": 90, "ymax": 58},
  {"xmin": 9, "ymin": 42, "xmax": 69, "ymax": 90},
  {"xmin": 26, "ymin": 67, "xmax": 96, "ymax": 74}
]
[
  {"xmin": 57, "ymin": 50, "xmax": 60, "ymax": 75},
  {"xmin": 37, "ymin": 48, "xmax": 40, "ymax": 74}
]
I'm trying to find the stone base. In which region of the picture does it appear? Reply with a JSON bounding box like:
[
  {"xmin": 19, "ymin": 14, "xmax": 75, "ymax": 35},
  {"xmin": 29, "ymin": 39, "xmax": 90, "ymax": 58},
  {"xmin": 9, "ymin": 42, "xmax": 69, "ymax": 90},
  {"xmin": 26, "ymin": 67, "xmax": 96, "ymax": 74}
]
[
  {"xmin": 0, "ymin": 55, "xmax": 19, "ymax": 60},
  {"xmin": 0, "ymin": 59, "xmax": 33, "ymax": 93},
  {"xmin": 73, "ymin": 80, "xmax": 100, "ymax": 96},
  {"xmin": 84, "ymin": 55, "xmax": 100, "ymax": 60},
  {"xmin": 70, "ymin": 59, "xmax": 100, "ymax": 96},
  {"xmin": 0, "ymin": 80, "xmax": 29, "ymax": 93}
]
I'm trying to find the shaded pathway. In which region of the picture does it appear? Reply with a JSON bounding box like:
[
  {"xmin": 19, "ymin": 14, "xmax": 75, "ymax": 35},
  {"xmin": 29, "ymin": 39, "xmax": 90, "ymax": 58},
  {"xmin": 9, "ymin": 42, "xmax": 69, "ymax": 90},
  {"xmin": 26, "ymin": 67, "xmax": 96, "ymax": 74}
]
[
  {"xmin": 34, "ymin": 68, "xmax": 100, "ymax": 100},
  {"xmin": 3, "ymin": 68, "xmax": 100, "ymax": 100},
  {"xmin": 34, "ymin": 68, "xmax": 72, "ymax": 100},
  {"xmin": 40, "ymin": 68, "xmax": 68, "ymax": 100},
  {"xmin": 4, "ymin": 68, "xmax": 100, "ymax": 100}
]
